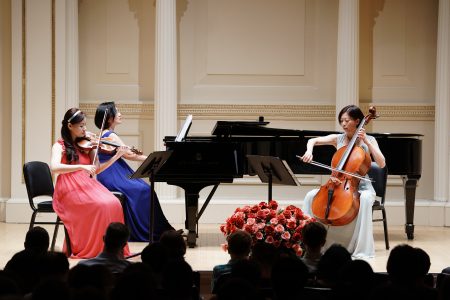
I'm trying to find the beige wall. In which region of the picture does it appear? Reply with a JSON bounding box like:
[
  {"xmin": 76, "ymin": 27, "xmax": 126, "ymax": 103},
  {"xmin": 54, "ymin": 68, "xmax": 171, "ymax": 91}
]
[
  {"xmin": 361, "ymin": 0, "xmax": 438, "ymax": 103},
  {"xmin": 78, "ymin": 0, "xmax": 155, "ymax": 102},
  {"xmin": 0, "ymin": 0, "xmax": 12, "ymax": 204}
]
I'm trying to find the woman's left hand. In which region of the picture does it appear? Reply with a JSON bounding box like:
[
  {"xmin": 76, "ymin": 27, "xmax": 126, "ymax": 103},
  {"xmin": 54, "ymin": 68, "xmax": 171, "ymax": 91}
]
[{"xmin": 357, "ymin": 128, "xmax": 368, "ymax": 143}]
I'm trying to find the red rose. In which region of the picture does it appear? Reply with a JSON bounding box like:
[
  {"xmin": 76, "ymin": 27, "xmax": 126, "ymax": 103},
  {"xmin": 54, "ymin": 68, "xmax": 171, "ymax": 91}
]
[
  {"xmin": 268, "ymin": 200, "xmax": 278, "ymax": 210},
  {"xmin": 292, "ymin": 232, "xmax": 301, "ymax": 242},
  {"xmin": 281, "ymin": 231, "xmax": 291, "ymax": 240},
  {"xmin": 286, "ymin": 221, "xmax": 297, "ymax": 229},
  {"xmin": 265, "ymin": 225, "xmax": 275, "ymax": 235},
  {"xmin": 277, "ymin": 214, "xmax": 286, "ymax": 224},
  {"xmin": 286, "ymin": 205, "xmax": 297, "ymax": 211},
  {"xmin": 268, "ymin": 210, "xmax": 277, "ymax": 219},
  {"xmin": 255, "ymin": 231, "xmax": 263, "ymax": 240},
  {"xmin": 273, "ymin": 240, "xmax": 281, "ymax": 248},
  {"xmin": 251, "ymin": 205, "xmax": 259, "ymax": 213},
  {"xmin": 265, "ymin": 235, "xmax": 274, "ymax": 244},
  {"xmin": 235, "ymin": 218, "xmax": 244, "ymax": 229},
  {"xmin": 275, "ymin": 224, "xmax": 284, "ymax": 233},
  {"xmin": 259, "ymin": 201, "xmax": 268, "ymax": 209},
  {"xmin": 283, "ymin": 209, "xmax": 292, "ymax": 218}
]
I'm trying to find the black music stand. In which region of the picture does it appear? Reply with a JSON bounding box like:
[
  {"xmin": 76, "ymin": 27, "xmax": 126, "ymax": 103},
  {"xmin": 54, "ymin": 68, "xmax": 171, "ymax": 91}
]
[
  {"xmin": 247, "ymin": 155, "xmax": 300, "ymax": 202},
  {"xmin": 130, "ymin": 150, "xmax": 172, "ymax": 244}
]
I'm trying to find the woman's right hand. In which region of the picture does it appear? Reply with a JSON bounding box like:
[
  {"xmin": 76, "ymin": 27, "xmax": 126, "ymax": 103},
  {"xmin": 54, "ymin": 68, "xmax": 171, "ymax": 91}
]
[
  {"xmin": 301, "ymin": 150, "xmax": 313, "ymax": 163},
  {"xmin": 81, "ymin": 164, "xmax": 97, "ymax": 176}
]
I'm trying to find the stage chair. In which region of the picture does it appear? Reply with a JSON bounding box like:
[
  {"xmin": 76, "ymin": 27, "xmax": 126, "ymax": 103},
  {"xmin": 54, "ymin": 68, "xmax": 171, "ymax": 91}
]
[
  {"xmin": 23, "ymin": 161, "xmax": 67, "ymax": 252},
  {"xmin": 369, "ymin": 161, "xmax": 389, "ymax": 250}
]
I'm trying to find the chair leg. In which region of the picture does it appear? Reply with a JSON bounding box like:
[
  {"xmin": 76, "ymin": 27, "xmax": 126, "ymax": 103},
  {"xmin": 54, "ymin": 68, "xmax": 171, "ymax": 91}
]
[
  {"xmin": 29, "ymin": 211, "xmax": 37, "ymax": 230},
  {"xmin": 64, "ymin": 226, "xmax": 72, "ymax": 257},
  {"xmin": 382, "ymin": 208, "xmax": 390, "ymax": 250},
  {"xmin": 51, "ymin": 217, "xmax": 60, "ymax": 251}
]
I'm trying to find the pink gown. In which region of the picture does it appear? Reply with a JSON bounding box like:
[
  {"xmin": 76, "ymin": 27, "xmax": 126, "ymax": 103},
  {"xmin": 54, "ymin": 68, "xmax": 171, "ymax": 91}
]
[{"xmin": 52, "ymin": 140, "xmax": 130, "ymax": 259}]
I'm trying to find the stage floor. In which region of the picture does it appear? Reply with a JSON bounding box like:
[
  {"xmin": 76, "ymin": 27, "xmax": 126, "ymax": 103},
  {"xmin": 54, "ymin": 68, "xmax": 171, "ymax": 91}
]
[{"xmin": 1, "ymin": 222, "xmax": 449, "ymax": 273}]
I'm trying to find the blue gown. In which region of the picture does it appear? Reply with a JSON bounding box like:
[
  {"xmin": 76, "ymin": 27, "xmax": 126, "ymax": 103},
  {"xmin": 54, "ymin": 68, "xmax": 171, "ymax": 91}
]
[{"xmin": 97, "ymin": 131, "xmax": 173, "ymax": 242}]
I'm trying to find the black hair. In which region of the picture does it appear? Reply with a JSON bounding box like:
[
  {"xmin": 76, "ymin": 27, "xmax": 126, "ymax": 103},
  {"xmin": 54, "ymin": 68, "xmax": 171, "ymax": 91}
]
[
  {"xmin": 103, "ymin": 222, "xmax": 130, "ymax": 252},
  {"xmin": 227, "ymin": 230, "xmax": 252, "ymax": 256},
  {"xmin": 24, "ymin": 226, "xmax": 50, "ymax": 254},
  {"xmin": 301, "ymin": 221, "xmax": 327, "ymax": 249},
  {"xmin": 61, "ymin": 108, "xmax": 86, "ymax": 163},
  {"xmin": 95, "ymin": 102, "xmax": 117, "ymax": 130},
  {"xmin": 338, "ymin": 105, "xmax": 365, "ymax": 126}
]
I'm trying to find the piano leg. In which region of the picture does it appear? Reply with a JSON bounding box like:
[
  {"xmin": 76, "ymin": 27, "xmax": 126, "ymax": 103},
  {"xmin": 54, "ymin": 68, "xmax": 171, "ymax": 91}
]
[
  {"xmin": 402, "ymin": 175, "xmax": 420, "ymax": 240},
  {"xmin": 185, "ymin": 191, "xmax": 199, "ymax": 248}
]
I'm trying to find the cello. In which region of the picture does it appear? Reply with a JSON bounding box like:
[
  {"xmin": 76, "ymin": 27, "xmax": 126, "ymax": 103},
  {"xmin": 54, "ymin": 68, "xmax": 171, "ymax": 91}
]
[{"xmin": 310, "ymin": 107, "xmax": 378, "ymax": 226}]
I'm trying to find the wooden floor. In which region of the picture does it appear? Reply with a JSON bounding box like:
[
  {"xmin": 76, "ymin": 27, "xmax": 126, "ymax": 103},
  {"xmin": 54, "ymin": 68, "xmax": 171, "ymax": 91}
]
[{"xmin": 1, "ymin": 222, "xmax": 450, "ymax": 273}]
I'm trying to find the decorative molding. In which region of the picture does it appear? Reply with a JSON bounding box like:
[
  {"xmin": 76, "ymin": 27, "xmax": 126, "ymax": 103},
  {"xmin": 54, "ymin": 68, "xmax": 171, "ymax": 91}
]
[
  {"xmin": 79, "ymin": 103, "xmax": 435, "ymax": 121},
  {"xmin": 360, "ymin": 104, "xmax": 435, "ymax": 121}
]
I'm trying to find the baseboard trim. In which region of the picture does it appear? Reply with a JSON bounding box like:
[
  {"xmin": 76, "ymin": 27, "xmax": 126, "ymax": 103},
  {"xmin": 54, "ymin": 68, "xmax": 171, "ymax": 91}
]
[{"xmin": 5, "ymin": 197, "xmax": 450, "ymax": 226}]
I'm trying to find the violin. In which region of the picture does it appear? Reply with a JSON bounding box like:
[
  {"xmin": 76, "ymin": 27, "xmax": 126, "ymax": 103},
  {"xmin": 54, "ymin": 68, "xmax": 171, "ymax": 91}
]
[
  {"xmin": 310, "ymin": 107, "xmax": 378, "ymax": 226},
  {"xmin": 77, "ymin": 132, "xmax": 143, "ymax": 155}
]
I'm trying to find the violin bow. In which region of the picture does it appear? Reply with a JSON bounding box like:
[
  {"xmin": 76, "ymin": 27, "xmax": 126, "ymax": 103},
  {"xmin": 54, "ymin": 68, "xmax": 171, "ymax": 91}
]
[{"xmin": 91, "ymin": 108, "xmax": 108, "ymax": 175}]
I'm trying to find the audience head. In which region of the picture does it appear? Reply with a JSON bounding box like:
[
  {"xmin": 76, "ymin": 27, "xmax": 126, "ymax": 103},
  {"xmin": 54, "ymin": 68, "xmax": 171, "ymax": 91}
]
[
  {"xmin": 271, "ymin": 256, "xmax": 308, "ymax": 299},
  {"xmin": 24, "ymin": 226, "xmax": 50, "ymax": 254},
  {"xmin": 414, "ymin": 247, "xmax": 431, "ymax": 276},
  {"xmin": 316, "ymin": 243, "xmax": 352, "ymax": 286},
  {"xmin": 36, "ymin": 252, "xmax": 70, "ymax": 281},
  {"xmin": 216, "ymin": 277, "xmax": 262, "ymax": 300},
  {"xmin": 31, "ymin": 279, "xmax": 70, "ymax": 300},
  {"xmin": 141, "ymin": 241, "xmax": 168, "ymax": 273},
  {"xmin": 231, "ymin": 259, "xmax": 262, "ymax": 288},
  {"xmin": 103, "ymin": 222, "xmax": 130, "ymax": 254},
  {"xmin": 159, "ymin": 229, "xmax": 187, "ymax": 260},
  {"xmin": 301, "ymin": 221, "xmax": 327, "ymax": 251},
  {"xmin": 387, "ymin": 244, "xmax": 422, "ymax": 284},
  {"xmin": 387, "ymin": 244, "xmax": 433, "ymax": 287},
  {"xmin": 337, "ymin": 259, "xmax": 374, "ymax": 300},
  {"xmin": 112, "ymin": 263, "xmax": 156, "ymax": 300},
  {"xmin": 250, "ymin": 242, "xmax": 277, "ymax": 279},
  {"xmin": 162, "ymin": 260, "xmax": 194, "ymax": 300},
  {"xmin": 227, "ymin": 230, "xmax": 252, "ymax": 258},
  {"xmin": 68, "ymin": 264, "xmax": 114, "ymax": 294}
]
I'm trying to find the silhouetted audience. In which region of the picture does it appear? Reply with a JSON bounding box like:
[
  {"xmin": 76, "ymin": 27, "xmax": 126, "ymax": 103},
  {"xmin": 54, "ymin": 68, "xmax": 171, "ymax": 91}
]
[
  {"xmin": 301, "ymin": 221, "xmax": 327, "ymax": 274},
  {"xmin": 369, "ymin": 244, "xmax": 438, "ymax": 300},
  {"xmin": 4, "ymin": 226, "xmax": 50, "ymax": 294},
  {"xmin": 250, "ymin": 241, "xmax": 277, "ymax": 287},
  {"xmin": 111, "ymin": 263, "xmax": 157, "ymax": 300},
  {"xmin": 162, "ymin": 259, "xmax": 198, "ymax": 300},
  {"xmin": 159, "ymin": 229, "xmax": 187, "ymax": 261},
  {"xmin": 141, "ymin": 241, "xmax": 168, "ymax": 288},
  {"xmin": 212, "ymin": 230, "xmax": 252, "ymax": 292},
  {"xmin": 77, "ymin": 222, "xmax": 131, "ymax": 274},
  {"xmin": 215, "ymin": 277, "xmax": 264, "ymax": 300},
  {"xmin": 315, "ymin": 243, "xmax": 352, "ymax": 288},
  {"xmin": 271, "ymin": 256, "xmax": 309, "ymax": 299},
  {"xmin": 67, "ymin": 263, "xmax": 113, "ymax": 300},
  {"xmin": 335, "ymin": 259, "xmax": 375, "ymax": 300}
]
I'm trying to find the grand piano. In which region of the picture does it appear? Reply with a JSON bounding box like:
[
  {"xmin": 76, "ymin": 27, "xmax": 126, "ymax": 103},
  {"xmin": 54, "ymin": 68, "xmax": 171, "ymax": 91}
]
[{"xmin": 154, "ymin": 120, "xmax": 422, "ymax": 247}]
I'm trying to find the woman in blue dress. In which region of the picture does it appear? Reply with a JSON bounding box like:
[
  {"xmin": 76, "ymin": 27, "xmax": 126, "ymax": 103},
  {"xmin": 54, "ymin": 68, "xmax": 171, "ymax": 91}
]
[{"xmin": 94, "ymin": 102, "xmax": 174, "ymax": 242}]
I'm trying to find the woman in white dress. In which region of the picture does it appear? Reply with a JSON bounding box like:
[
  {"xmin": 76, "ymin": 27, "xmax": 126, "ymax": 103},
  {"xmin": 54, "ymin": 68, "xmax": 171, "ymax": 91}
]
[{"xmin": 300, "ymin": 105, "xmax": 386, "ymax": 258}]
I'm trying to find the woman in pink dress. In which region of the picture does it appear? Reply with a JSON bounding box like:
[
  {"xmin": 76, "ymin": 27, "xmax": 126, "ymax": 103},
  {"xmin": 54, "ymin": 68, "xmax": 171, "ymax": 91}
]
[{"xmin": 50, "ymin": 108, "xmax": 130, "ymax": 258}]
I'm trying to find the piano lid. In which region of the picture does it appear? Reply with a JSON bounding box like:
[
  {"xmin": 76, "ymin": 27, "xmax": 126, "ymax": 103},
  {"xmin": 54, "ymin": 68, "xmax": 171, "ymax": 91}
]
[{"xmin": 211, "ymin": 120, "xmax": 423, "ymax": 139}]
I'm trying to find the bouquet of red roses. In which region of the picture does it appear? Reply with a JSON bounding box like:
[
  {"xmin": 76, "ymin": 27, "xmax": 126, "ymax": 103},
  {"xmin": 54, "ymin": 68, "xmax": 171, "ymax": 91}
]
[{"xmin": 220, "ymin": 200, "xmax": 315, "ymax": 256}]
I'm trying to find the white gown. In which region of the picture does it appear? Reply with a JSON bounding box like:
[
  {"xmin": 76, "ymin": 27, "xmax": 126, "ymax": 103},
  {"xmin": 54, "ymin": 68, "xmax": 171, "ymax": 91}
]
[{"xmin": 302, "ymin": 134, "xmax": 376, "ymax": 259}]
